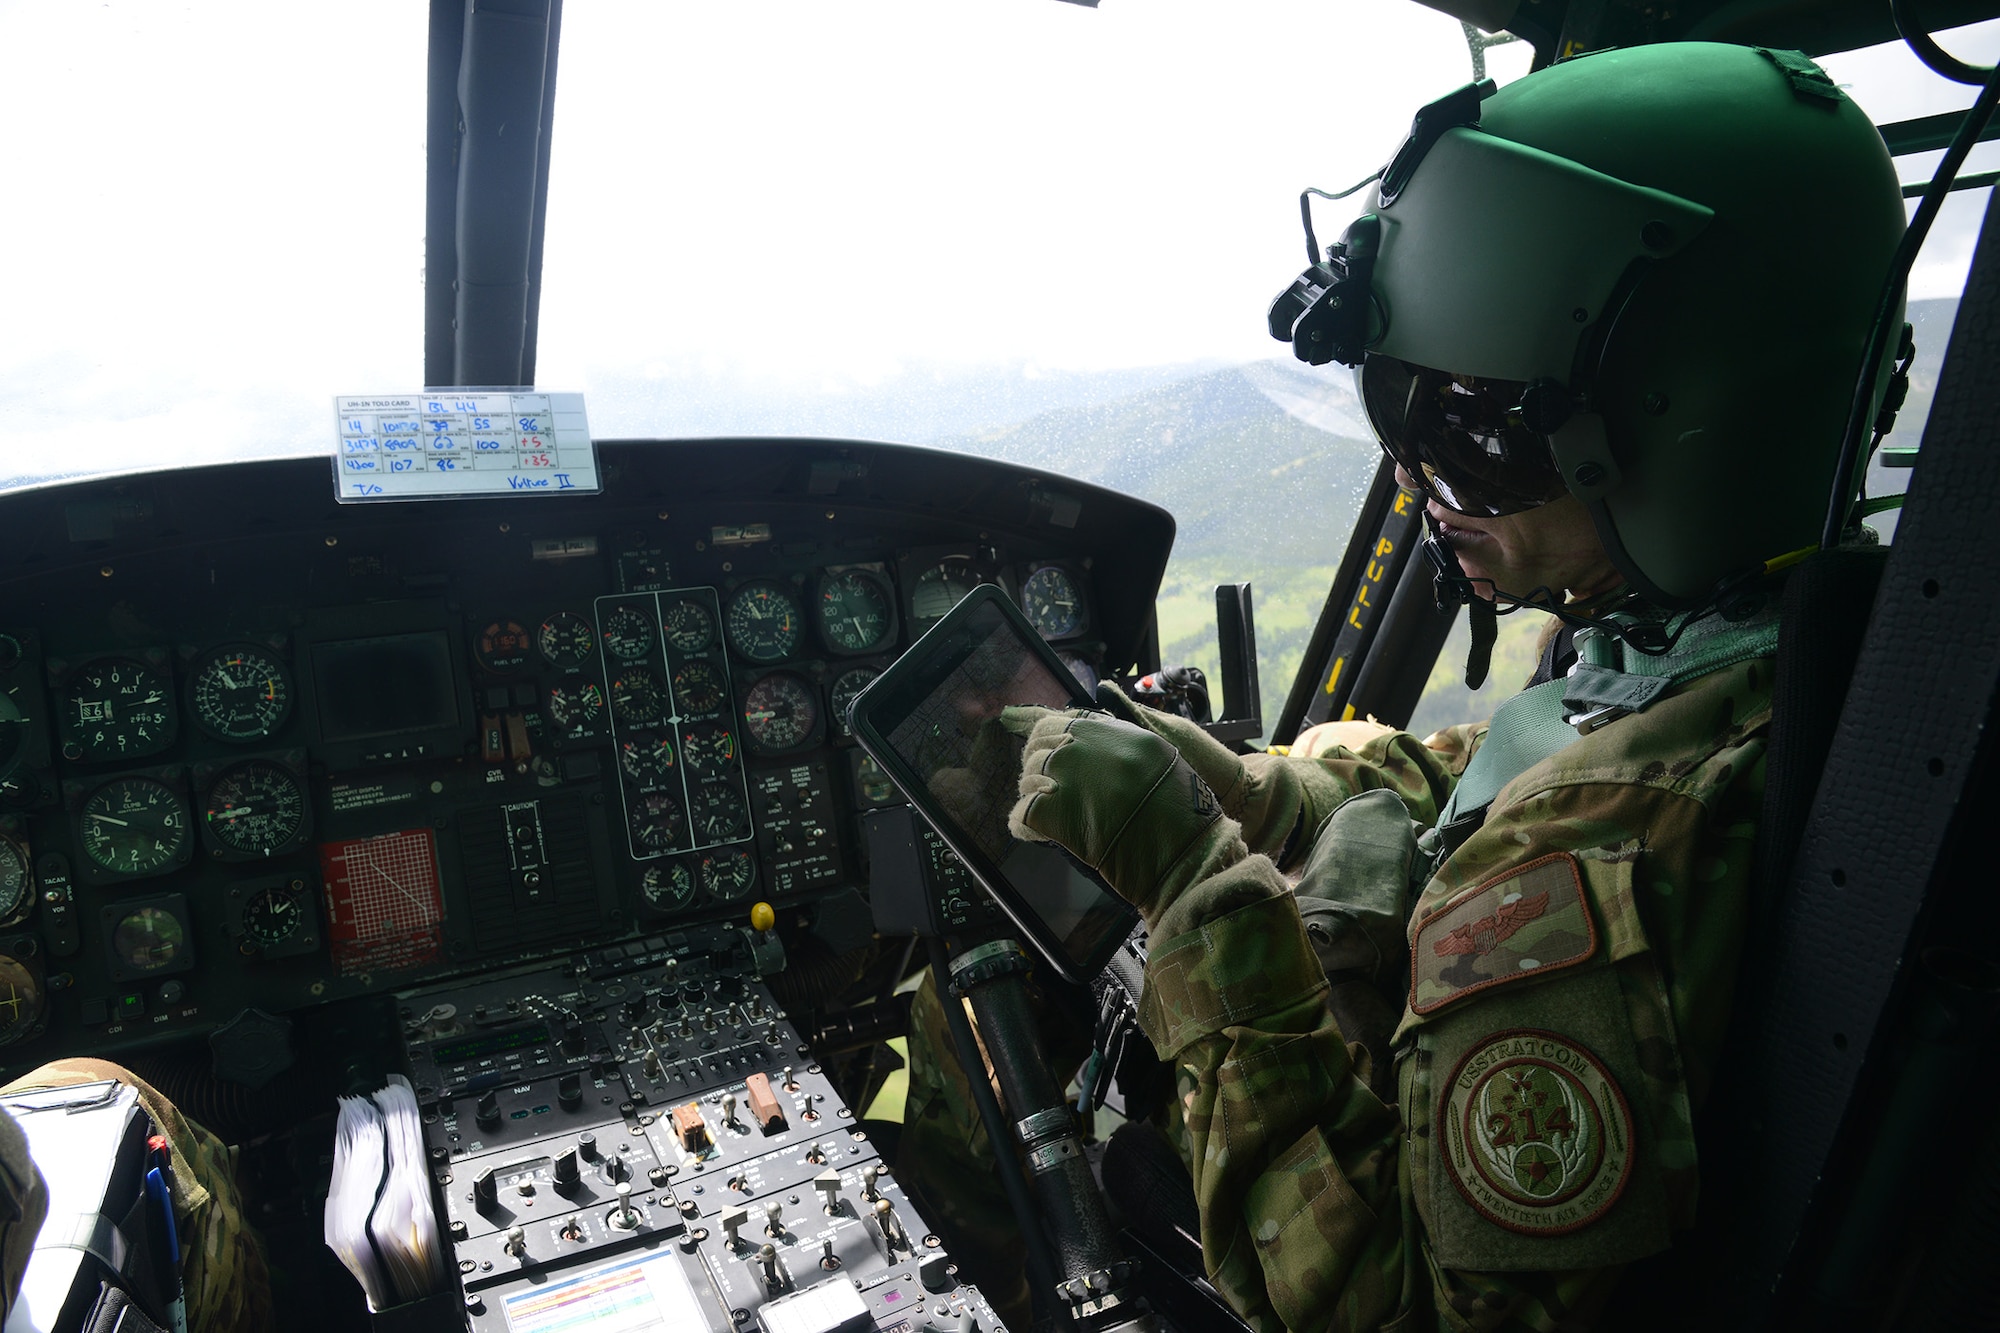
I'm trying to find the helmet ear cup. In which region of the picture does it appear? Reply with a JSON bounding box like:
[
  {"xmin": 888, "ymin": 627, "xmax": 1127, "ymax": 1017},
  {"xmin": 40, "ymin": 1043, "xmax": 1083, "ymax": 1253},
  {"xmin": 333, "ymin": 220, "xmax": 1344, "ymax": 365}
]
[{"xmin": 1589, "ymin": 222, "xmax": 1876, "ymax": 602}]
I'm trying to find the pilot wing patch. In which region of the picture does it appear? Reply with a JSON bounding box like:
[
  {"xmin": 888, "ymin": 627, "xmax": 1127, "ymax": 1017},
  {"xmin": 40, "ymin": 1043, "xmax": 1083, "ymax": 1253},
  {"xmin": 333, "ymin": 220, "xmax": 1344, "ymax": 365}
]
[{"xmin": 1411, "ymin": 853, "xmax": 1598, "ymax": 1015}]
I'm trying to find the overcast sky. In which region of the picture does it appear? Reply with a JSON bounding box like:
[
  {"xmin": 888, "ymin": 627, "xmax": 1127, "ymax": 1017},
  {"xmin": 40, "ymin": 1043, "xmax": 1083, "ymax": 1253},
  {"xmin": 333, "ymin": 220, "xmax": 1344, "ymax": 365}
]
[{"xmin": 0, "ymin": 1, "xmax": 1992, "ymax": 483}]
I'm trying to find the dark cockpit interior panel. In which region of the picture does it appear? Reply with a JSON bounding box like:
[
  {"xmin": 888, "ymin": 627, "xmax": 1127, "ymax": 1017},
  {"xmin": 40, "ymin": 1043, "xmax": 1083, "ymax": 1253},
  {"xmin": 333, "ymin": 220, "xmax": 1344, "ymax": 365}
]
[{"xmin": 0, "ymin": 439, "xmax": 1174, "ymax": 1080}]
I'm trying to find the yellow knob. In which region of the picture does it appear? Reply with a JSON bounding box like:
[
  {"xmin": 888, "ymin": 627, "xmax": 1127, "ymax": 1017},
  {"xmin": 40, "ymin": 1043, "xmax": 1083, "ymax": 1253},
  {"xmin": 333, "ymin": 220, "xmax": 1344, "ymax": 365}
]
[{"xmin": 749, "ymin": 901, "xmax": 776, "ymax": 933}]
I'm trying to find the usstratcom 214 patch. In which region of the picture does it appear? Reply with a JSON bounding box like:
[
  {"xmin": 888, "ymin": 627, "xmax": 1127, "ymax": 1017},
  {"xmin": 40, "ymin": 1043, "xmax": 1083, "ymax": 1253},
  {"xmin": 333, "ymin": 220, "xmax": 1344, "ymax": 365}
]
[
  {"xmin": 1410, "ymin": 852, "xmax": 1598, "ymax": 1014},
  {"xmin": 1441, "ymin": 1029, "xmax": 1636, "ymax": 1236}
]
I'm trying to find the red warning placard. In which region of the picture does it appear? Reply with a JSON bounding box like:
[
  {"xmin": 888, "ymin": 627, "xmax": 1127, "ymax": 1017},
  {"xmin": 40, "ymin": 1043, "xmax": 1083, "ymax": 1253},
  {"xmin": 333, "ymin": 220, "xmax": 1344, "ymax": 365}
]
[{"xmin": 319, "ymin": 829, "xmax": 444, "ymax": 976}]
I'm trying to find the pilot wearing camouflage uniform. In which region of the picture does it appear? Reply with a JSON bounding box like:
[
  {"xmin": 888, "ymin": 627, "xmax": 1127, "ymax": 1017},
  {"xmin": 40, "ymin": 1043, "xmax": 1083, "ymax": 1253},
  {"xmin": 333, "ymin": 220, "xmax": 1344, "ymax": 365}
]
[{"xmin": 903, "ymin": 41, "xmax": 1907, "ymax": 1331}]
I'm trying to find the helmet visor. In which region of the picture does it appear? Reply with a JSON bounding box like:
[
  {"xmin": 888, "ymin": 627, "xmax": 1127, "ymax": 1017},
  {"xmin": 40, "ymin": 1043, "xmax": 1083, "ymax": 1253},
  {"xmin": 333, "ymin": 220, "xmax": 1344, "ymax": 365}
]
[{"xmin": 1360, "ymin": 355, "xmax": 1568, "ymax": 518}]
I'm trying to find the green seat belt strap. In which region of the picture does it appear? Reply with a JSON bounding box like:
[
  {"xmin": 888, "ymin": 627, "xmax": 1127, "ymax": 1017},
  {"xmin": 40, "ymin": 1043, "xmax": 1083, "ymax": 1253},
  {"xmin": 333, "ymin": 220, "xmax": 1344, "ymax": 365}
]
[{"xmin": 1436, "ymin": 608, "xmax": 1783, "ymax": 831}]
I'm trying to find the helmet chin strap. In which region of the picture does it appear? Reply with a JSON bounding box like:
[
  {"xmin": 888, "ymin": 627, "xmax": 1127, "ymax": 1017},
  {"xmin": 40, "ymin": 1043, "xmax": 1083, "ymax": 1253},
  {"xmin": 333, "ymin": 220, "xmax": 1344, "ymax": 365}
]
[
  {"xmin": 1419, "ymin": 510, "xmax": 1704, "ymax": 682},
  {"xmin": 1421, "ymin": 513, "xmax": 1499, "ymax": 688}
]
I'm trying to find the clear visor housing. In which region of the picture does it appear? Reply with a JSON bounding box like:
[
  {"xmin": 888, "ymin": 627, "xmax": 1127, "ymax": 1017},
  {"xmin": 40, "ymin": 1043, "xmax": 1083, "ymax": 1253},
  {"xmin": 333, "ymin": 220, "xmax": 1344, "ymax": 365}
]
[{"xmin": 1359, "ymin": 355, "xmax": 1568, "ymax": 517}]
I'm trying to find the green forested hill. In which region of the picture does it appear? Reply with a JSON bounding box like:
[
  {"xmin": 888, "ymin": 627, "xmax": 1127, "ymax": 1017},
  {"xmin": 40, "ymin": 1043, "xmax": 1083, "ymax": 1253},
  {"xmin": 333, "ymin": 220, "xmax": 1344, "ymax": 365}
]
[{"xmin": 933, "ymin": 360, "xmax": 1383, "ymax": 725}]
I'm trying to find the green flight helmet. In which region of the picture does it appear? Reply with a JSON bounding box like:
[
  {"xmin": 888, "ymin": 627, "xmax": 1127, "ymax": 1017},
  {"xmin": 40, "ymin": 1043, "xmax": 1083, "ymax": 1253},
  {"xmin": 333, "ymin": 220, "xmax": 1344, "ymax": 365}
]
[{"xmin": 1355, "ymin": 42, "xmax": 1907, "ymax": 605}]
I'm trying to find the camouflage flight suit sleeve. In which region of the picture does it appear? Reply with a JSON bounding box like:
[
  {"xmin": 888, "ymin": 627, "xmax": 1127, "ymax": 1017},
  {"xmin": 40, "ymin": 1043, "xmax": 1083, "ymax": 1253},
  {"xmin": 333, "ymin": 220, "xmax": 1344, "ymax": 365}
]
[
  {"xmin": 1136, "ymin": 658, "xmax": 1771, "ymax": 1332},
  {"xmin": 1241, "ymin": 726, "xmax": 1472, "ymax": 870}
]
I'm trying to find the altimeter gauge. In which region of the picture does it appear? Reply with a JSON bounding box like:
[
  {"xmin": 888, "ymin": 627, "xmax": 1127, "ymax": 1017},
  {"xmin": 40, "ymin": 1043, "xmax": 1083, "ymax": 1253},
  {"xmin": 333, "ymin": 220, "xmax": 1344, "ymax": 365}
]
[
  {"xmin": 201, "ymin": 759, "xmax": 308, "ymax": 859},
  {"xmin": 61, "ymin": 657, "xmax": 177, "ymax": 762},
  {"xmin": 189, "ymin": 644, "xmax": 293, "ymax": 743},
  {"xmin": 76, "ymin": 776, "xmax": 191, "ymax": 881}
]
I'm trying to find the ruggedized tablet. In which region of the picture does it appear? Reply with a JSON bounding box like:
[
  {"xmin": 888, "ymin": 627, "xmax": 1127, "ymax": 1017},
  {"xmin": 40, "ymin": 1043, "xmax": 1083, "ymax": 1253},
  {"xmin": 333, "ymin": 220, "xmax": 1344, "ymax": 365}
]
[{"xmin": 848, "ymin": 584, "xmax": 1138, "ymax": 983}]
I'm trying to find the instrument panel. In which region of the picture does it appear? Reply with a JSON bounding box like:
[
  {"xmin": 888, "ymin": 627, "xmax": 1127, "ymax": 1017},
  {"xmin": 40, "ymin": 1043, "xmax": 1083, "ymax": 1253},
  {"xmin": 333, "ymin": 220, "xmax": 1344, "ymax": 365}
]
[{"xmin": 0, "ymin": 439, "xmax": 1173, "ymax": 1075}]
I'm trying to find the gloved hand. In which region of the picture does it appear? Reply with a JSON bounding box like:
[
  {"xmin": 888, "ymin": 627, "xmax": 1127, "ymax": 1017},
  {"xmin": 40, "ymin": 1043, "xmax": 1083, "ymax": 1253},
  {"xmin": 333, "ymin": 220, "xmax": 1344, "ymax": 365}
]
[
  {"xmin": 999, "ymin": 706, "xmax": 1246, "ymax": 924},
  {"xmin": 1093, "ymin": 682, "xmax": 1325, "ymax": 859}
]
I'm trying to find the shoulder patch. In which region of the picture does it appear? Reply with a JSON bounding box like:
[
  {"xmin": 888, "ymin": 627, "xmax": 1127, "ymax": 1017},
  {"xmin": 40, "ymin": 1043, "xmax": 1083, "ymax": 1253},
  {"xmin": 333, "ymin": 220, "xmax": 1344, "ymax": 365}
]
[
  {"xmin": 1410, "ymin": 852, "xmax": 1597, "ymax": 1015},
  {"xmin": 1440, "ymin": 1029, "xmax": 1636, "ymax": 1236}
]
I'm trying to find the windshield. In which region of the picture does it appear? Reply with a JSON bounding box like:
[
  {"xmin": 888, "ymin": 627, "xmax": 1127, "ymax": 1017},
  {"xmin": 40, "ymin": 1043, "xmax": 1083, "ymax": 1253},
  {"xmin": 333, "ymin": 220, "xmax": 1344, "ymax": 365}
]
[
  {"xmin": 1, "ymin": 0, "xmax": 1528, "ymax": 725},
  {"xmin": 2, "ymin": 4, "xmax": 1990, "ymax": 736}
]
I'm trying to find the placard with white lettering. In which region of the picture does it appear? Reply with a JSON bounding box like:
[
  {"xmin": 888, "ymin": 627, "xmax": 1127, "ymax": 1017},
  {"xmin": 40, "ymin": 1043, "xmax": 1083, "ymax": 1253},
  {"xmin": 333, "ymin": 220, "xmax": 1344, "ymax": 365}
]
[{"xmin": 331, "ymin": 390, "xmax": 600, "ymax": 501}]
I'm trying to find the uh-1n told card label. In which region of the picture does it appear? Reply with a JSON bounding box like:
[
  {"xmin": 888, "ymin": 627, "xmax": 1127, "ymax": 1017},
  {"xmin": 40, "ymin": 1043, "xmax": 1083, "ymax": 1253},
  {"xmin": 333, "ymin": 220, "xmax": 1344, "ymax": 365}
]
[{"xmin": 332, "ymin": 390, "xmax": 600, "ymax": 501}]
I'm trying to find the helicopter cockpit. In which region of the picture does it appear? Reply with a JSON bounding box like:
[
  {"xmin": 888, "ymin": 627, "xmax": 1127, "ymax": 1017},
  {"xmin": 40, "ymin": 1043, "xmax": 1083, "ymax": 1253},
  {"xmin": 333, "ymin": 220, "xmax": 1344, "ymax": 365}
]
[{"xmin": 0, "ymin": 2, "xmax": 1997, "ymax": 1331}]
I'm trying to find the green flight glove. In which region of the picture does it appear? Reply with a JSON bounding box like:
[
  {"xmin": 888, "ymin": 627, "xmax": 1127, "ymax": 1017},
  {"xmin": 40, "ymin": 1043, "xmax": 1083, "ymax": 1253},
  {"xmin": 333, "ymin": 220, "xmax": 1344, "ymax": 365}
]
[
  {"xmin": 1093, "ymin": 682, "xmax": 1332, "ymax": 861},
  {"xmin": 998, "ymin": 706, "xmax": 1247, "ymax": 924}
]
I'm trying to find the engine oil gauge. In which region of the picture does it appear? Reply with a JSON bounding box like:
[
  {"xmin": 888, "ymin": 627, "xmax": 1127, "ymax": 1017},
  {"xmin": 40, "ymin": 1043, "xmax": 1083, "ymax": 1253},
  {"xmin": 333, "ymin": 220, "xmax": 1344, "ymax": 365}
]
[{"xmin": 537, "ymin": 611, "xmax": 597, "ymax": 668}]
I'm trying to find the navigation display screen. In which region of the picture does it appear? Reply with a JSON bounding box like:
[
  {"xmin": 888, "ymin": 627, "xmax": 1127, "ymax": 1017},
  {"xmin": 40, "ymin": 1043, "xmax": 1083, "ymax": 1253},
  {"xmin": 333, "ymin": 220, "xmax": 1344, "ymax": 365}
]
[{"xmin": 312, "ymin": 631, "xmax": 460, "ymax": 742}]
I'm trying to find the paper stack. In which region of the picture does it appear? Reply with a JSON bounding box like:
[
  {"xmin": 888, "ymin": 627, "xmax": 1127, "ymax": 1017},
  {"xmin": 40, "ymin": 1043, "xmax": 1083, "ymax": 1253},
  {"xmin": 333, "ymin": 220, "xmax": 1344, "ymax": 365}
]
[{"xmin": 324, "ymin": 1075, "xmax": 450, "ymax": 1311}]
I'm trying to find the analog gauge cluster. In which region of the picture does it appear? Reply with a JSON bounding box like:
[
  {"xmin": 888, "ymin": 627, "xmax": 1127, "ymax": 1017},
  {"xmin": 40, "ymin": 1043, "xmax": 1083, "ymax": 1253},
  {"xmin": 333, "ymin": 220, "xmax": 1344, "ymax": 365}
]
[
  {"xmin": 194, "ymin": 751, "xmax": 311, "ymax": 862},
  {"xmin": 595, "ymin": 589, "xmax": 756, "ymax": 869},
  {"xmin": 224, "ymin": 874, "xmax": 320, "ymax": 960},
  {"xmin": 67, "ymin": 768, "xmax": 194, "ymax": 887},
  {"xmin": 529, "ymin": 610, "xmax": 608, "ymax": 746}
]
